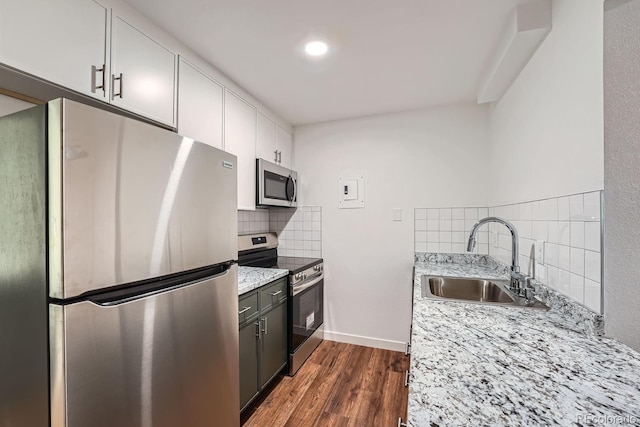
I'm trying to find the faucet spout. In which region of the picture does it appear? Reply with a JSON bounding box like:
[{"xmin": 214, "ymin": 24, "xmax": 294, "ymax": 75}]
[{"xmin": 467, "ymin": 216, "xmax": 520, "ymax": 274}]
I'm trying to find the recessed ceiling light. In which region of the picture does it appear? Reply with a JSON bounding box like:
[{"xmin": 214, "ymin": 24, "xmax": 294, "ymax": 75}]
[{"xmin": 305, "ymin": 41, "xmax": 329, "ymax": 57}]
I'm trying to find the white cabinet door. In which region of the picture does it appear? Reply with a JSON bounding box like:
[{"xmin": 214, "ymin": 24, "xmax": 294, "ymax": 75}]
[
  {"xmin": 0, "ymin": 0, "xmax": 108, "ymax": 100},
  {"xmin": 256, "ymin": 112, "xmax": 278, "ymax": 163},
  {"xmin": 276, "ymin": 126, "xmax": 293, "ymax": 169},
  {"xmin": 111, "ymin": 15, "xmax": 176, "ymax": 126},
  {"xmin": 224, "ymin": 90, "xmax": 257, "ymax": 210},
  {"xmin": 177, "ymin": 59, "xmax": 223, "ymax": 149}
]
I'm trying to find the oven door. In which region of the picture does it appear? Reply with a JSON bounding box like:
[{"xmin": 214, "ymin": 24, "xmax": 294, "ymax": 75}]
[
  {"xmin": 257, "ymin": 159, "xmax": 297, "ymax": 208},
  {"xmin": 290, "ymin": 273, "xmax": 323, "ymax": 355}
]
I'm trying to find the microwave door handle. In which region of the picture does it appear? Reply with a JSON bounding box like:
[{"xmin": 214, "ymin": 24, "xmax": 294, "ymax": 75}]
[{"xmin": 290, "ymin": 175, "xmax": 297, "ymax": 203}]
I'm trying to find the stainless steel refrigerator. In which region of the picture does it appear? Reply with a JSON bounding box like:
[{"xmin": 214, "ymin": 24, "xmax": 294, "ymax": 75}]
[{"xmin": 0, "ymin": 99, "xmax": 239, "ymax": 427}]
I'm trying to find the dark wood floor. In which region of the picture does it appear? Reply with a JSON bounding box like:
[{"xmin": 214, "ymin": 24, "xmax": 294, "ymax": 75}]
[{"xmin": 241, "ymin": 341, "xmax": 410, "ymax": 427}]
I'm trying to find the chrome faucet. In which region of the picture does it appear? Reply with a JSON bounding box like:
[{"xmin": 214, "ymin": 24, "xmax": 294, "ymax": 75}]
[{"xmin": 467, "ymin": 216, "xmax": 530, "ymax": 297}]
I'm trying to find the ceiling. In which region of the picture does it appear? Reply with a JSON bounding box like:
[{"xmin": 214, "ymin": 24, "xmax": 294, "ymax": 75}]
[{"xmin": 125, "ymin": 0, "xmax": 520, "ymax": 126}]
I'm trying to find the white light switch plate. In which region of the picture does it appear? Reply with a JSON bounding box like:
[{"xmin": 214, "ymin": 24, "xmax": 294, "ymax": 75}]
[{"xmin": 535, "ymin": 240, "xmax": 545, "ymax": 265}]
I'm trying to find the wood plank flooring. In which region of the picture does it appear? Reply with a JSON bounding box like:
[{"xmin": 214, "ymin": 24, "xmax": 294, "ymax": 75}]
[{"xmin": 241, "ymin": 341, "xmax": 410, "ymax": 427}]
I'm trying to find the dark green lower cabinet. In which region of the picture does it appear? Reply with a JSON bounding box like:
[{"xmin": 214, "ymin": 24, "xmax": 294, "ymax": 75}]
[{"xmin": 239, "ymin": 277, "xmax": 288, "ymax": 412}]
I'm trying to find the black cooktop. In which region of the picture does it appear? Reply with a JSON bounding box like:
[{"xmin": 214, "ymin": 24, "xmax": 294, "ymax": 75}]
[
  {"xmin": 275, "ymin": 256, "xmax": 322, "ymax": 274},
  {"xmin": 238, "ymin": 247, "xmax": 322, "ymax": 275}
]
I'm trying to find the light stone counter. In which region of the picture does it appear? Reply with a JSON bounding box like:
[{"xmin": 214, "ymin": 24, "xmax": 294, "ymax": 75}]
[
  {"xmin": 237, "ymin": 266, "xmax": 288, "ymax": 296},
  {"xmin": 409, "ymin": 254, "xmax": 640, "ymax": 426}
]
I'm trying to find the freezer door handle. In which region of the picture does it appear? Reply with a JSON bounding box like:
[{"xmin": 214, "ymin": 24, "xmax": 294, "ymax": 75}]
[{"xmin": 87, "ymin": 263, "xmax": 234, "ymax": 306}]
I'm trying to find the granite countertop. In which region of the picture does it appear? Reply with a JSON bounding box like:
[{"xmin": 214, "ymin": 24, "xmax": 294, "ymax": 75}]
[
  {"xmin": 409, "ymin": 254, "xmax": 640, "ymax": 426},
  {"xmin": 237, "ymin": 266, "xmax": 288, "ymax": 296}
]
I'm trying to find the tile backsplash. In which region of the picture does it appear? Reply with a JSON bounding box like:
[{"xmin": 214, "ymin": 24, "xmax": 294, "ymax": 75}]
[
  {"xmin": 269, "ymin": 206, "xmax": 322, "ymax": 258},
  {"xmin": 414, "ymin": 207, "xmax": 489, "ymax": 255},
  {"xmin": 488, "ymin": 191, "xmax": 603, "ymax": 314},
  {"xmin": 414, "ymin": 191, "xmax": 603, "ymax": 314},
  {"xmin": 238, "ymin": 209, "xmax": 270, "ymax": 235}
]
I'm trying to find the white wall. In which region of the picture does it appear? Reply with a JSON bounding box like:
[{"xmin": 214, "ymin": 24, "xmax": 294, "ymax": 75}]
[
  {"xmin": 603, "ymin": 0, "xmax": 640, "ymax": 352},
  {"xmin": 488, "ymin": 0, "xmax": 604, "ymax": 206},
  {"xmin": 0, "ymin": 93, "xmax": 35, "ymax": 116},
  {"xmin": 293, "ymin": 104, "xmax": 490, "ymax": 350}
]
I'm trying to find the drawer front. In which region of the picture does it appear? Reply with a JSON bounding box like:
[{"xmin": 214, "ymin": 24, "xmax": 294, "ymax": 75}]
[
  {"xmin": 259, "ymin": 277, "xmax": 287, "ymax": 313},
  {"xmin": 238, "ymin": 292, "xmax": 259, "ymax": 325}
]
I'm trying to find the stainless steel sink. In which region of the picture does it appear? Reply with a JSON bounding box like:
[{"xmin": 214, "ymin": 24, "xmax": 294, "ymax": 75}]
[{"xmin": 421, "ymin": 275, "xmax": 548, "ymax": 309}]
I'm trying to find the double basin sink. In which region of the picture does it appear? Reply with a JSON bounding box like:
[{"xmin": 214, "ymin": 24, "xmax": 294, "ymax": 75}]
[{"xmin": 421, "ymin": 276, "xmax": 548, "ymax": 309}]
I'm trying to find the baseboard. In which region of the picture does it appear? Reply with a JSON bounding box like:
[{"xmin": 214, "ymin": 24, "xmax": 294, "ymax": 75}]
[{"xmin": 323, "ymin": 330, "xmax": 407, "ymax": 352}]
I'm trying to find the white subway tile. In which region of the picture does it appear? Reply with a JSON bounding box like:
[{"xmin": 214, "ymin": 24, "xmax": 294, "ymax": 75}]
[
  {"xmin": 427, "ymin": 242, "xmax": 439, "ymax": 252},
  {"xmin": 427, "ymin": 231, "xmax": 439, "ymax": 242},
  {"xmin": 427, "ymin": 209, "xmax": 439, "ymax": 220},
  {"xmin": 521, "ymin": 202, "xmax": 533, "ymax": 221},
  {"xmin": 452, "ymin": 219, "xmax": 465, "ymax": 231},
  {"xmin": 303, "ymin": 231, "xmax": 312, "ymax": 241},
  {"xmin": 530, "ymin": 201, "xmax": 541, "ymax": 221},
  {"xmin": 452, "ymin": 208, "xmax": 465, "ymax": 220},
  {"xmin": 415, "ymin": 209, "xmax": 427, "ymax": 220},
  {"xmin": 558, "ymin": 245, "xmax": 571, "ymax": 271},
  {"xmin": 478, "ymin": 207, "xmax": 488, "ymax": 218},
  {"xmin": 477, "ymin": 232, "xmax": 488, "ymax": 244},
  {"xmin": 312, "ymin": 241, "xmax": 322, "ymax": 251},
  {"xmin": 519, "ymin": 220, "xmax": 533, "ymax": 239},
  {"xmin": 547, "ymin": 222, "xmax": 559, "ymax": 244},
  {"xmin": 464, "ymin": 208, "xmax": 478, "ymax": 220},
  {"xmin": 312, "ymin": 206, "xmax": 321, "ymax": 212},
  {"xmin": 584, "ymin": 279, "xmax": 601, "ymax": 313},
  {"xmin": 546, "ymin": 243, "xmax": 559, "ymax": 267},
  {"xmin": 452, "ymin": 243, "xmax": 465, "ymax": 253},
  {"xmin": 477, "ymin": 243, "xmax": 489, "ymax": 255},
  {"xmin": 584, "ymin": 250, "xmax": 601, "ymax": 283},
  {"xmin": 415, "ymin": 231, "xmax": 427, "ymax": 243},
  {"xmin": 294, "ymin": 221, "xmax": 303, "ymax": 231},
  {"xmin": 415, "ymin": 242, "xmax": 427, "ymax": 252},
  {"xmin": 439, "ymin": 242, "xmax": 452, "ymax": 253},
  {"xmin": 465, "ymin": 219, "xmax": 477, "ymax": 230},
  {"xmin": 558, "ymin": 269, "xmax": 571, "ymax": 295},
  {"xmin": 533, "ymin": 222, "xmax": 548, "ymax": 241},
  {"xmin": 547, "ymin": 266, "xmax": 559, "ymax": 289},
  {"xmin": 295, "ymin": 230, "xmax": 303, "ymax": 240},
  {"xmin": 547, "ymin": 198, "xmax": 559, "ymax": 221},
  {"xmin": 439, "ymin": 231, "xmax": 452, "ymax": 243},
  {"xmin": 303, "ymin": 220, "xmax": 312, "ymax": 231},
  {"xmin": 583, "ymin": 192, "xmax": 601, "ymax": 222},
  {"xmin": 312, "ymin": 221, "xmax": 321, "ymax": 231},
  {"xmin": 569, "ymin": 194, "xmax": 584, "ymax": 220},
  {"xmin": 427, "ymin": 219, "xmax": 440, "ymax": 231},
  {"xmin": 452, "ymin": 231, "xmax": 466, "ymax": 243},
  {"xmin": 415, "ymin": 219, "xmax": 427, "ymax": 231},
  {"xmin": 312, "ymin": 212, "xmax": 322, "ymax": 222},
  {"xmin": 312, "ymin": 231, "xmax": 321, "ymax": 241},
  {"xmin": 569, "ymin": 273, "xmax": 585, "ymax": 303},
  {"xmin": 557, "ymin": 197, "xmax": 571, "ymax": 221},
  {"xmin": 294, "ymin": 240, "xmax": 304, "ymax": 250},
  {"xmin": 570, "ymin": 222, "xmax": 585, "ymax": 249},
  {"xmin": 439, "ymin": 208, "xmax": 452, "ymax": 220},
  {"xmin": 304, "ymin": 240, "xmax": 313, "ymax": 250},
  {"xmin": 584, "ymin": 222, "xmax": 600, "ymax": 252},
  {"xmin": 440, "ymin": 219, "xmax": 452, "ymax": 231},
  {"xmin": 570, "ymin": 248, "xmax": 585, "ymax": 276},
  {"xmin": 558, "ymin": 222, "xmax": 571, "ymax": 246}
]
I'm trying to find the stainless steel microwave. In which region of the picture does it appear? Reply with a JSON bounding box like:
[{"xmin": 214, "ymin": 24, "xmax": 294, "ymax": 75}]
[{"xmin": 256, "ymin": 158, "xmax": 298, "ymax": 208}]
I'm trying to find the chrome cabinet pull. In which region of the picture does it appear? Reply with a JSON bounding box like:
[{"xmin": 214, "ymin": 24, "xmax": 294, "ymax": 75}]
[
  {"xmin": 274, "ymin": 149, "xmax": 278, "ymax": 163},
  {"xmin": 398, "ymin": 417, "xmax": 408, "ymax": 427},
  {"xmin": 91, "ymin": 64, "xmax": 105, "ymax": 94},
  {"xmin": 261, "ymin": 317, "xmax": 268, "ymax": 335},
  {"xmin": 277, "ymin": 150, "xmax": 282, "ymax": 164},
  {"xmin": 112, "ymin": 73, "xmax": 123, "ymax": 99},
  {"xmin": 238, "ymin": 306, "xmax": 251, "ymax": 315},
  {"xmin": 269, "ymin": 290, "xmax": 282, "ymax": 297},
  {"xmin": 404, "ymin": 370, "xmax": 410, "ymax": 387}
]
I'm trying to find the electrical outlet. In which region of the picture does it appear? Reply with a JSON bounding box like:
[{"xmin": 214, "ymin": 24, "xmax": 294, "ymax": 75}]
[{"xmin": 535, "ymin": 240, "xmax": 545, "ymax": 265}]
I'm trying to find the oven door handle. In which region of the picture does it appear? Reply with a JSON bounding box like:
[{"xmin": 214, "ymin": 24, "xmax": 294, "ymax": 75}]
[{"xmin": 292, "ymin": 274, "xmax": 323, "ymax": 296}]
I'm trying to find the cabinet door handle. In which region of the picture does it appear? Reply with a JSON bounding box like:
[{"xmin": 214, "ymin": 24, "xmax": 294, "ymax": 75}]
[
  {"xmin": 274, "ymin": 149, "xmax": 278, "ymax": 163},
  {"xmin": 269, "ymin": 290, "xmax": 282, "ymax": 297},
  {"xmin": 261, "ymin": 317, "xmax": 268, "ymax": 335},
  {"xmin": 405, "ymin": 342, "xmax": 411, "ymax": 356},
  {"xmin": 238, "ymin": 306, "xmax": 251, "ymax": 315},
  {"xmin": 398, "ymin": 417, "xmax": 408, "ymax": 427},
  {"xmin": 277, "ymin": 150, "xmax": 282, "ymax": 164},
  {"xmin": 112, "ymin": 73, "xmax": 123, "ymax": 99},
  {"xmin": 91, "ymin": 64, "xmax": 105, "ymax": 94},
  {"xmin": 404, "ymin": 370, "xmax": 410, "ymax": 387}
]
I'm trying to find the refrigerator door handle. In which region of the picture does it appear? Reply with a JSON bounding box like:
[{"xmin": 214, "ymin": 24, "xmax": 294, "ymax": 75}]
[{"xmin": 87, "ymin": 263, "xmax": 234, "ymax": 307}]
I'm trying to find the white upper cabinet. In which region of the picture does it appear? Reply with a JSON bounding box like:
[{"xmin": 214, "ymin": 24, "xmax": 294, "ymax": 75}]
[
  {"xmin": 177, "ymin": 58, "xmax": 223, "ymax": 149},
  {"xmin": 256, "ymin": 112, "xmax": 293, "ymax": 169},
  {"xmin": 0, "ymin": 0, "xmax": 108, "ymax": 100},
  {"xmin": 276, "ymin": 125, "xmax": 293, "ymax": 169},
  {"xmin": 256, "ymin": 112, "xmax": 278, "ymax": 164},
  {"xmin": 110, "ymin": 14, "xmax": 176, "ymax": 126},
  {"xmin": 224, "ymin": 89, "xmax": 257, "ymax": 210}
]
